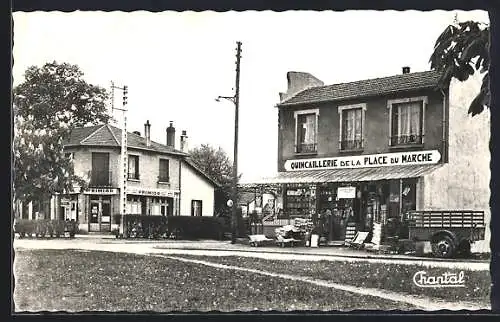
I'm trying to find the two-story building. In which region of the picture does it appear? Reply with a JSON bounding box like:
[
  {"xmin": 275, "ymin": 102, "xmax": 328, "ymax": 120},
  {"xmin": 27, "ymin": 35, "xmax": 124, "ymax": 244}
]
[
  {"xmin": 244, "ymin": 67, "xmax": 490, "ymax": 252},
  {"xmin": 16, "ymin": 120, "xmax": 219, "ymax": 234}
]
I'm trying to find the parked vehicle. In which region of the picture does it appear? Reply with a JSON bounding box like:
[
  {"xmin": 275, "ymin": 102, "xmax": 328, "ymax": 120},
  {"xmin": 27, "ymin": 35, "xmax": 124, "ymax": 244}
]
[{"xmin": 407, "ymin": 210, "xmax": 485, "ymax": 258}]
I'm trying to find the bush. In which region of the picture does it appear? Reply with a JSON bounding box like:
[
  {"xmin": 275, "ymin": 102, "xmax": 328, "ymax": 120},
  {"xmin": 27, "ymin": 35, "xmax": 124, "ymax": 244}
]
[
  {"xmin": 14, "ymin": 219, "xmax": 78, "ymax": 238},
  {"xmin": 114, "ymin": 215, "xmax": 229, "ymax": 240},
  {"xmin": 167, "ymin": 216, "xmax": 228, "ymax": 240}
]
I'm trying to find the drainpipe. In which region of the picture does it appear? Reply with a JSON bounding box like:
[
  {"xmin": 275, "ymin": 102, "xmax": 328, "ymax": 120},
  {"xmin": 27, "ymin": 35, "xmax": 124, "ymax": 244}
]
[
  {"xmin": 178, "ymin": 159, "xmax": 182, "ymax": 216},
  {"xmin": 440, "ymin": 89, "xmax": 447, "ymax": 163}
]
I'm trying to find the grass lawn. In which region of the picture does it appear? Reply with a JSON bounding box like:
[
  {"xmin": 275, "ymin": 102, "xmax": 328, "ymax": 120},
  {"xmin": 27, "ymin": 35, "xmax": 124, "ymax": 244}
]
[
  {"xmin": 176, "ymin": 255, "xmax": 490, "ymax": 308},
  {"xmin": 13, "ymin": 249, "xmax": 417, "ymax": 312}
]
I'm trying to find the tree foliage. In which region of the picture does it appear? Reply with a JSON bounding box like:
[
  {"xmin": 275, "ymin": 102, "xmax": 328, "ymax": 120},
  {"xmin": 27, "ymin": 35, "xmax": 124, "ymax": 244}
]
[
  {"xmin": 13, "ymin": 61, "xmax": 110, "ymax": 212},
  {"xmin": 430, "ymin": 20, "xmax": 490, "ymax": 116},
  {"xmin": 189, "ymin": 144, "xmax": 240, "ymax": 214}
]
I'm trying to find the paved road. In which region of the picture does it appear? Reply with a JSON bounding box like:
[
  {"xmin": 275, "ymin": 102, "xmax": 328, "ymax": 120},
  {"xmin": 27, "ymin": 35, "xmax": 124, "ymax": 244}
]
[
  {"xmin": 12, "ymin": 236, "xmax": 490, "ymax": 311},
  {"xmin": 13, "ymin": 236, "xmax": 489, "ymax": 271}
]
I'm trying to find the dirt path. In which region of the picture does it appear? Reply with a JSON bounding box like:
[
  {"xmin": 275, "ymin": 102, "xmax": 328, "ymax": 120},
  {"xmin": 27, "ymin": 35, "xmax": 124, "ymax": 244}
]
[{"xmin": 155, "ymin": 254, "xmax": 489, "ymax": 311}]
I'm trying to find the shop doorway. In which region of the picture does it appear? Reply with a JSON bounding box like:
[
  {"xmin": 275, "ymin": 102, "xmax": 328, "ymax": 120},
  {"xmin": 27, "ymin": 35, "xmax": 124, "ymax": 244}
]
[
  {"xmin": 317, "ymin": 184, "xmax": 359, "ymax": 242},
  {"xmin": 89, "ymin": 196, "xmax": 112, "ymax": 232}
]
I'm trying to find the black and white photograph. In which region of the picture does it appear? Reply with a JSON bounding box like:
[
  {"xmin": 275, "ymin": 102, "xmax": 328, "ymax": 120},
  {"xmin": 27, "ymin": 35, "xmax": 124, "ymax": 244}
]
[{"xmin": 11, "ymin": 9, "xmax": 494, "ymax": 312}]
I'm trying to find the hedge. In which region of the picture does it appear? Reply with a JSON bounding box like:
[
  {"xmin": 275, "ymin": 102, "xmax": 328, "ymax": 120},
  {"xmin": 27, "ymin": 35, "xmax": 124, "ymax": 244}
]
[
  {"xmin": 113, "ymin": 215, "xmax": 231, "ymax": 240},
  {"xmin": 14, "ymin": 219, "xmax": 78, "ymax": 238}
]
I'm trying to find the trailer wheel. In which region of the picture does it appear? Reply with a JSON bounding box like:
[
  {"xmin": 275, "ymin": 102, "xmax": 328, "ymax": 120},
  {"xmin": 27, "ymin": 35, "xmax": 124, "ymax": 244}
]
[
  {"xmin": 457, "ymin": 240, "xmax": 472, "ymax": 258},
  {"xmin": 432, "ymin": 235, "xmax": 456, "ymax": 258}
]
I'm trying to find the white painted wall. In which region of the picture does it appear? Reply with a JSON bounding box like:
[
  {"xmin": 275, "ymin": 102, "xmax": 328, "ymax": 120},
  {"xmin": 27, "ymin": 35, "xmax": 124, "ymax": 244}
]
[
  {"xmin": 180, "ymin": 162, "xmax": 215, "ymax": 216},
  {"xmin": 422, "ymin": 72, "xmax": 491, "ymax": 253}
]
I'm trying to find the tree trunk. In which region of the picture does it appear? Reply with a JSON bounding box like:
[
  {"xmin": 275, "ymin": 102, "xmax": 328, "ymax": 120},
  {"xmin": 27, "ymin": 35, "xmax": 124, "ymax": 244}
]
[{"xmin": 12, "ymin": 193, "xmax": 20, "ymax": 219}]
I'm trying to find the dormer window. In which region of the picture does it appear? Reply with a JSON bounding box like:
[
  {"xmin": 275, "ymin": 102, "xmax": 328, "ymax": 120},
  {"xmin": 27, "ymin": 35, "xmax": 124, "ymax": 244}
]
[{"xmin": 294, "ymin": 109, "xmax": 319, "ymax": 154}]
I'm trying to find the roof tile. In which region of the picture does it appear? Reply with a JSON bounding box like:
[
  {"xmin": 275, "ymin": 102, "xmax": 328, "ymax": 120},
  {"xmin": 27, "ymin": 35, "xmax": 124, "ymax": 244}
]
[
  {"xmin": 65, "ymin": 123, "xmax": 186, "ymax": 156},
  {"xmin": 280, "ymin": 70, "xmax": 443, "ymax": 106}
]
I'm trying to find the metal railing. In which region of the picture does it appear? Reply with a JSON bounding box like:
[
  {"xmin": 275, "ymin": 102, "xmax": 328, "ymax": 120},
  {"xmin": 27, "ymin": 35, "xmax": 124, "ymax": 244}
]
[
  {"xmin": 295, "ymin": 143, "xmax": 317, "ymax": 153},
  {"xmin": 407, "ymin": 210, "xmax": 485, "ymax": 228},
  {"xmin": 390, "ymin": 134, "xmax": 423, "ymax": 146},
  {"xmin": 340, "ymin": 139, "xmax": 363, "ymax": 150}
]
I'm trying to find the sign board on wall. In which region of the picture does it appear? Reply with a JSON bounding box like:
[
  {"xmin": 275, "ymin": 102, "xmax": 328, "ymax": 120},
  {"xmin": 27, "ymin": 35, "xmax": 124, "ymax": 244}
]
[
  {"xmin": 337, "ymin": 187, "xmax": 356, "ymax": 199},
  {"xmin": 284, "ymin": 150, "xmax": 441, "ymax": 171},
  {"xmin": 84, "ymin": 188, "xmax": 119, "ymax": 195},
  {"xmin": 128, "ymin": 187, "xmax": 176, "ymax": 197}
]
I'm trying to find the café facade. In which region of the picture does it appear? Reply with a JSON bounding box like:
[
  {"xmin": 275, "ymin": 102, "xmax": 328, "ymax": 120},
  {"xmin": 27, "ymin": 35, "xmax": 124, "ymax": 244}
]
[
  {"xmin": 16, "ymin": 121, "xmax": 219, "ymax": 233},
  {"xmin": 243, "ymin": 68, "xmax": 490, "ymax": 251}
]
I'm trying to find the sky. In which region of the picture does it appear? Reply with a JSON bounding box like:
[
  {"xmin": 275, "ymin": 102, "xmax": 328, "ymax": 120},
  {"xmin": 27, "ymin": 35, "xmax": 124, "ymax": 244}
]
[{"xmin": 12, "ymin": 10, "xmax": 489, "ymax": 182}]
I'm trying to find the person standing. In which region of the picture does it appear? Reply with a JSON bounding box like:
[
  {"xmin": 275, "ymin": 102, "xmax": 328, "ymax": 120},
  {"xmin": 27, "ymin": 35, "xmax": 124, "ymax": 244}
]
[{"xmin": 332, "ymin": 207, "xmax": 341, "ymax": 240}]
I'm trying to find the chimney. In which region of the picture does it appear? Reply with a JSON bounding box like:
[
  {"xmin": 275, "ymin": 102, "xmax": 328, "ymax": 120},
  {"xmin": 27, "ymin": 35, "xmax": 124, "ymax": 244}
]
[
  {"xmin": 180, "ymin": 130, "xmax": 188, "ymax": 153},
  {"xmin": 166, "ymin": 121, "xmax": 175, "ymax": 148},
  {"xmin": 280, "ymin": 71, "xmax": 324, "ymax": 103},
  {"xmin": 402, "ymin": 66, "xmax": 411, "ymax": 74},
  {"xmin": 144, "ymin": 120, "xmax": 151, "ymax": 147}
]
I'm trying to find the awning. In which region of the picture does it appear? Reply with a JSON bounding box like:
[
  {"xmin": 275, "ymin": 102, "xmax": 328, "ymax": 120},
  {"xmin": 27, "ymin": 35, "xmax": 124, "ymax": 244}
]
[{"xmin": 239, "ymin": 164, "xmax": 443, "ymax": 186}]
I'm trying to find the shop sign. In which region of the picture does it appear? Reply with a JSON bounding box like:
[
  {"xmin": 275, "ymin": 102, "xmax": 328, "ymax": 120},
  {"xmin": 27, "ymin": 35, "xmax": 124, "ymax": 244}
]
[
  {"xmin": 128, "ymin": 187, "xmax": 175, "ymax": 197},
  {"xmin": 284, "ymin": 150, "xmax": 441, "ymax": 171},
  {"xmin": 84, "ymin": 188, "xmax": 119, "ymax": 195},
  {"xmin": 337, "ymin": 187, "xmax": 356, "ymax": 199}
]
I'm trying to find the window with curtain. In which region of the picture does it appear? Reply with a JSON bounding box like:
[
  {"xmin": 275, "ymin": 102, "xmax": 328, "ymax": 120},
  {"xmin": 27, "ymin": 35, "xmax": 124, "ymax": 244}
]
[
  {"xmin": 341, "ymin": 108, "xmax": 363, "ymax": 150},
  {"xmin": 126, "ymin": 196, "xmax": 142, "ymax": 214},
  {"xmin": 391, "ymin": 101, "xmax": 423, "ymax": 145},
  {"xmin": 159, "ymin": 159, "xmax": 169, "ymax": 182},
  {"xmin": 296, "ymin": 113, "xmax": 317, "ymax": 153},
  {"xmin": 128, "ymin": 155, "xmax": 140, "ymax": 180},
  {"xmin": 191, "ymin": 200, "xmax": 202, "ymax": 216},
  {"xmin": 151, "ymin": 197, "xmax": 169, "ymax": 216}
]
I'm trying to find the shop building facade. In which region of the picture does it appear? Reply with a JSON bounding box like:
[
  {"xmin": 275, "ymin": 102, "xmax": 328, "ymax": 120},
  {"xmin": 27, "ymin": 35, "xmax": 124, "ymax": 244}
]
[
  {"xmin": 16, "ymin": 121, "xmax": 219, "ymax": 233},
  {"xmin": 245, "ymin": 68, "xmax": 490, "ymax": 251}
]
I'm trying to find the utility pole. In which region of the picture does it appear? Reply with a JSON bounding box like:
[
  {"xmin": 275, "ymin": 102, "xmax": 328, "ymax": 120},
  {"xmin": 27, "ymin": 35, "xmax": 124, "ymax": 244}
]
[
  {"xmin": 215, "ymin": 41, "xmax": 242, "ymax": 244},
  {"xmin": 232, "ymin": 41, "xmax": 242, "ymax": 244},
  {"xmin": 111, "ymin": 82, "xmax": 128, "ymax": 238}
]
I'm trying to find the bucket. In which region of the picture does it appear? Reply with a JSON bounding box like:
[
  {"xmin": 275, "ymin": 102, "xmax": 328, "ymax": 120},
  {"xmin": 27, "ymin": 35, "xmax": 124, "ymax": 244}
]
[{"xmin": 310, "ymin": 234, "xmax": 319, "ymax": 248}]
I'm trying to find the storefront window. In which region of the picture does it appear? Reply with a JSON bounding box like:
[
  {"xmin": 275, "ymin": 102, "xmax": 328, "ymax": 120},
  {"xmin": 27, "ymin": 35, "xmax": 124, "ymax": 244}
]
[
  {"xmin": 127, "ymin": 196, "xmax": 142, "ymax": 214},
  {"xmin": 150, "ymin": 197, "xmax": 169, "ymax": 216},
  {"xmin": 284, "ymin": 184, "xmax": 312, "ymax": 218}
]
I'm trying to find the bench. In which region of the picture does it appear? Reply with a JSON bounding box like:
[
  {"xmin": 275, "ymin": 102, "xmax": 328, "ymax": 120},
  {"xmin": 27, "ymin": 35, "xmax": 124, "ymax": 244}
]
[
  {"xmin": 248, "ymin": 234, "xmax": 274, "ymax": 247},
  {"xmin": 276, "ymin": 235, "xmax": 301, "ymax": 247}
]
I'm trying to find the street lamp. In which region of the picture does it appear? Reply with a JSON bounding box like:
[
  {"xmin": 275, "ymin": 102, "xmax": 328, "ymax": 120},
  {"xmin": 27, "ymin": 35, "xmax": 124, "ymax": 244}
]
[
  {"xmin": 215, "ymin": 94, "xmax": 239, "ymax": 244},
  {"xmin": 215, "ymin": 41, "xmax": 242, "ymax": 244}
]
